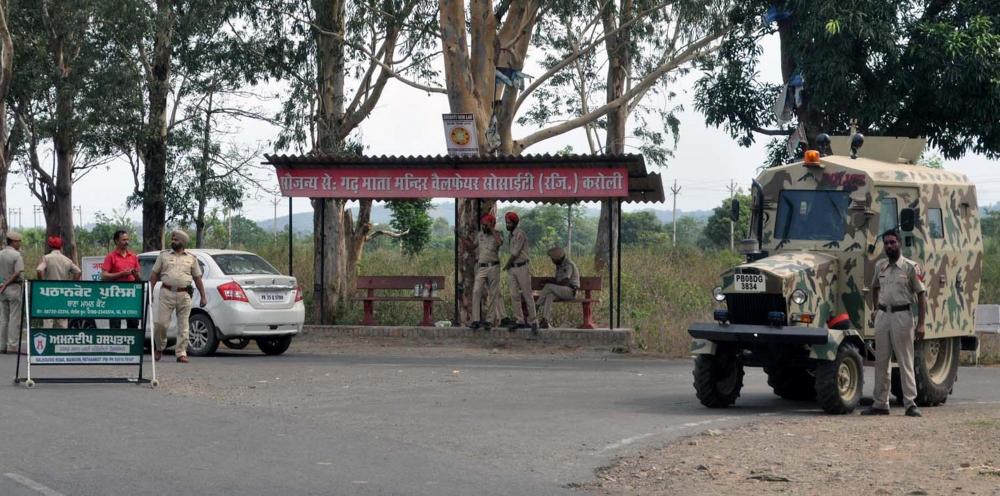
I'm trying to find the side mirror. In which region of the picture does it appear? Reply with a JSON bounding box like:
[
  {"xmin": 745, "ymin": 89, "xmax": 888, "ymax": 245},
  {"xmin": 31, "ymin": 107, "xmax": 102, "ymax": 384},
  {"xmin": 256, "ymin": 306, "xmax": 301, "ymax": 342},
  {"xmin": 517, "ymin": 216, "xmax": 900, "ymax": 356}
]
[
  {"xmin": 900, "ymin": 208, "xmax": 916, "ymax": 232},
  {"xmin": 730, "ymin": 198, "xmax": 740, "ymax": 223}
]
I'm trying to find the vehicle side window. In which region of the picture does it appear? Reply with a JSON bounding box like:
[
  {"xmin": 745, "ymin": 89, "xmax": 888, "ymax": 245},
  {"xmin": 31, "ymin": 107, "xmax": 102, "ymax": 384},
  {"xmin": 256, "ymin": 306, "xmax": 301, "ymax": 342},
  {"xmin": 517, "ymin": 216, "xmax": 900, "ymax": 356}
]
[
  {"xmin": 928, "ymin": 208, "xmax": 945, "ymax": 239},
  {"xmin": 139, "ymin": 257, "xmax": 156, "ymax": 281},
  {"xmin": 879, "ymin": 197, "xmax": 898, "ymax": 235}
]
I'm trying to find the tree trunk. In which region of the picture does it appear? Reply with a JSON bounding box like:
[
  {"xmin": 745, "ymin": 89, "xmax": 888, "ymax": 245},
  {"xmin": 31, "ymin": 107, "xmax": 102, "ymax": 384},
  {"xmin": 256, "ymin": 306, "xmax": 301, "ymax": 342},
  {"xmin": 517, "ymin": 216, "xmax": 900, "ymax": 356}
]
[
  {"xmin": 776, "ymin": 7, "xmax": 819, "ymax": 148},
  {"xmin": 593, "ymin": 0, "xmax": 630, "ymax": 271},
  {"xmin": 142, "ymin": 0, "xmax": 175, "ymax": 252},
  {"xmin": 0, "ymin": 1, "xmax": 11, "ymax": 243},
  {"xmin": 195, "ymin": 92, "xmax": 213, "ymax": 248}
]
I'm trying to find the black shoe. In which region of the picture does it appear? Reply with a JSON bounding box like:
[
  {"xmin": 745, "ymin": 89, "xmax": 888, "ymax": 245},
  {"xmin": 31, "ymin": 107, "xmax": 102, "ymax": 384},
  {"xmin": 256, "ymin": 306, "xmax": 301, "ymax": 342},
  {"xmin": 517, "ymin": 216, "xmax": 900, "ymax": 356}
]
[
  {"xmin": 860, "ymin": 407, "xmax": 890, "ymax": 416},
  {"xmin": 905, "ymin": 406, "xmax": 923, "ymax": 417},
  {"xmin": 531, "ymin": 323, "xmax": 539, "ymax": 335},
  {"xmin": 500, "ymin": 317, "xmax": 517, "ymax": 327},
  {"xmin": 469, "ymin": 321, "xmax": 481, "ymax": 330},
  {"xmin": 538, "ymin": 319, "xmax": 550, "ymax": 329},
  {"xmin": 482, "ymin": 321, "xmax": 493, "ymax": 331}
]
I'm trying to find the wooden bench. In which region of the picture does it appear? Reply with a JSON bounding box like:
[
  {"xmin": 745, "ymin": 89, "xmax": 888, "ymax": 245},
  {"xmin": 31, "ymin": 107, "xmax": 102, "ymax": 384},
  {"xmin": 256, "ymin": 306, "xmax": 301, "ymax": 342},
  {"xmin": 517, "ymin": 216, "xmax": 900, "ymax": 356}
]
[
  {"xmin": 355, "ymin": 276, "xmax": 445, "ymax": 326},
  {"xmin": 529, "ymin": 276, "xmax": 602, "ymax": 329}
]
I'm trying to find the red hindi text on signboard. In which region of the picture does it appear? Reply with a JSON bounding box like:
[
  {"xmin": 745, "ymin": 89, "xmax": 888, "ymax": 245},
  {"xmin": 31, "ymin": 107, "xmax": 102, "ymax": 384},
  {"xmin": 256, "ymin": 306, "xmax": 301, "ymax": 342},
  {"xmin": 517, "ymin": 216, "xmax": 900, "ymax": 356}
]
[{"xmin": 276, "ymin": 168, "xmax": 629, "ymax": 198}]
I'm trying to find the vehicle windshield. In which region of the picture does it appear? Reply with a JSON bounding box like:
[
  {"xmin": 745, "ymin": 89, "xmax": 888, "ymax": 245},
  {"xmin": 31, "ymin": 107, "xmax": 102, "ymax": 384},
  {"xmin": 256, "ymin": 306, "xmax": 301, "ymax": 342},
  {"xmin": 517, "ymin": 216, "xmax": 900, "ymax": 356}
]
[
  {"xmin": 774, "ymin": 190, "xmax": 852, "ymax": 241},
  {"xmin": 211, "ymin": 254, "xmax": 281, "ymax": 275}
]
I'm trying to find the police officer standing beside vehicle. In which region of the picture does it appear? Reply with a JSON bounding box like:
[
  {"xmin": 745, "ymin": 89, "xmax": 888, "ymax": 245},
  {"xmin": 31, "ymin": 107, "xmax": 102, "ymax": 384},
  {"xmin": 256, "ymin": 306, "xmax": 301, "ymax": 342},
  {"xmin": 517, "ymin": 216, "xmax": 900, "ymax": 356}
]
[
  {"xmin": 536, "ymin": 246, "xmax": 579, "ymax": 330},
  {"xmin": 862, "ymin": 229, "xmax": 926, "ymax": 418},
  {"xmin": 0, "ymin": 231, "xmax": 24, "ymax": 353},
  {"xmin": 36, "ymin": 236, "xmax": 82, "ymax": 329},
  {"xmin": 502, "ymin": 212, "xmax": 538, "ymax": 333},
  {"xmin": 149, "ymin": 229, "xmax": 207, "ymax": 363},
  {"xmin": 466, "ymin": 213, "xmax": 503, "ymax": 330}
]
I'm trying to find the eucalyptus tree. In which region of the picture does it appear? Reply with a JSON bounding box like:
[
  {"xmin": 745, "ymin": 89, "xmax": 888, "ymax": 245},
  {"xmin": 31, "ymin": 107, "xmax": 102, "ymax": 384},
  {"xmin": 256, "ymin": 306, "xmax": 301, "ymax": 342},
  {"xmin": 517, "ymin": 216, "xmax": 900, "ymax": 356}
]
[{"xmin": 0, "ymin": 0, "xmax": 13, "ymax": 242}]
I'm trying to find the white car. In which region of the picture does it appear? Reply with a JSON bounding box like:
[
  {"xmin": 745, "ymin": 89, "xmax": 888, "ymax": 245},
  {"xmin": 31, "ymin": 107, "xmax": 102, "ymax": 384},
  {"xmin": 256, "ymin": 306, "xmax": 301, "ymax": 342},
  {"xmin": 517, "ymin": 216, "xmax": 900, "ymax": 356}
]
[{"xmin": 79, "ymin": 249, "xmax": 304, "ymax": 356}]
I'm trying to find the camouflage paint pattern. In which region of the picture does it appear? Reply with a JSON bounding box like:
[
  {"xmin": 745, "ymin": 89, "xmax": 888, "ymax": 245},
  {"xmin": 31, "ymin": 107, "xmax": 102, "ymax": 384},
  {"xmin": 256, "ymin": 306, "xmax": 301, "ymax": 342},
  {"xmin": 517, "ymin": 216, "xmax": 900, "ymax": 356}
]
[{"xmin": 725, "ymin": 152, "xmax": 982, "ymax": 351}]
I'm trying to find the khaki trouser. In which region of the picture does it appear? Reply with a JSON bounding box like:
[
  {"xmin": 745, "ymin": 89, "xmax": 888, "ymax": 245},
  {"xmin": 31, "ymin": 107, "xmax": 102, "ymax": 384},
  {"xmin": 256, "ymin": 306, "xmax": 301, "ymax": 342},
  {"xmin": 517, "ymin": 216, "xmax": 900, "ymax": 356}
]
[
  {"xmin": 472, "ymin": 264, "xmax": 502, "ymax": 324},
  {"xmin": 42, "ymin": 319, "xmax": 68, "ymax": 329},
  {"xmin": 508, "ymin": 264, "xmax": 536, "ymax": 324},
  {"xmin": 0, "ymin": 285, "xmax": 23, "ymax": 349},
  {"xmin": 155, "ymin": 289, "xmax": 193, "ymax": 356},
  {"xmin": 537, "ymin": 284, "xmax": 575, "ymax": 321},
  {"xmin": 872, "ymin": 309, "xmax": 917, "ymax": 410}
]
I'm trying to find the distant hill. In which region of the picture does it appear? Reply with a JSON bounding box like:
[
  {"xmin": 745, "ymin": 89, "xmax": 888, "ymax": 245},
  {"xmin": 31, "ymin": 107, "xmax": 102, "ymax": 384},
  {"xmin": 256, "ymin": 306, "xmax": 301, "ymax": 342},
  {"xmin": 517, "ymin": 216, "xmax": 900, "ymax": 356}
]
[{"xmin": 258, "ymin": 202, "xmax": 710, "ymax": 234}]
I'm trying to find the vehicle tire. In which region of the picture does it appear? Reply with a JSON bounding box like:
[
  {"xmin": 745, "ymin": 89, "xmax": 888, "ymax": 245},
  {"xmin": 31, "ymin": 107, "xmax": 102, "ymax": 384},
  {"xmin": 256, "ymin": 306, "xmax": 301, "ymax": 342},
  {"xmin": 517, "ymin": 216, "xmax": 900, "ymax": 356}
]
[
  {"xmin": 764, "ymin": 367, "xmax": 816, "ymax": 400},
  {"xmin": 186, "ymin": 313, "xmax": 219, "ymax": 357},
  {"xmin": 693, "ymin": 348, "xmax": 744, "ymax": 408},
  {"xmin": 257, "ymin": 335, "xmax": 293, "ymax": 356},
  {"xmin": 815, "ymin": 343, "xmax": 863, "ymax": 414},
  {"xmin": 909, "ymin": 337, "xmax": 959, "ymax": 406}
]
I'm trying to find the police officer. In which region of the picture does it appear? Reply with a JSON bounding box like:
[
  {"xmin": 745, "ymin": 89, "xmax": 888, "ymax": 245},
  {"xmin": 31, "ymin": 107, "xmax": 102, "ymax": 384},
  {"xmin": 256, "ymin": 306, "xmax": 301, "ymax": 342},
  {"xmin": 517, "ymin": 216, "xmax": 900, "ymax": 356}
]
[
  {"xmin": 862, "ymin": 229, "xmax": 926, "ymax": 417},
  {"xmin": 0, "ymin": 231, "xmax": 24, "ymax": 353},
  {"xmin": 536, "ymin": 246, "xmax": 579, "ymax": 329},
  {"xmin": 36, "ymin": 236, "xmax": 82, "ymax": 329},
  {"xmin": 149, "ymin": 229, "xmax": 207, "ymax": 363},
  {"xmin": 467, "ymin": 213, "xmax": 503, "ymax": 330},
  {"xmin": 502, "ymin": 212, "xmax": 537, "ymax": 333}
]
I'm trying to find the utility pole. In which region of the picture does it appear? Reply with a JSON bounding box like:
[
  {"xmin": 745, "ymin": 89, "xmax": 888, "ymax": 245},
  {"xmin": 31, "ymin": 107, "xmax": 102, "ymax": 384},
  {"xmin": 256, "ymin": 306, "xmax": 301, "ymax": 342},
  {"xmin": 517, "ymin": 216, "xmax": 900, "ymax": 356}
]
[
  {"xmin": 567, "ymin": 204, "xmax": 573, "ymax": 257},
  {"xmin": 8, "ymin": 208, "xmax": 20, "ymax": 229},
  {"xmin": 727, "ymin": 180, "xmax": 738, "ymax": 251},
  {"xmin": 33, "ymin": 205, "xmax": 42, "ymax": 228},
  {"xmin": 73, "ymin": 205, "xmax": 83, "ymax": 228},
  {"xmin": 271, "ymin": 197, "xmax": 282, "ymax": 242},
  {"xmin": 670, "ymin": 180, "xmax": 681, "ymax": 246}
]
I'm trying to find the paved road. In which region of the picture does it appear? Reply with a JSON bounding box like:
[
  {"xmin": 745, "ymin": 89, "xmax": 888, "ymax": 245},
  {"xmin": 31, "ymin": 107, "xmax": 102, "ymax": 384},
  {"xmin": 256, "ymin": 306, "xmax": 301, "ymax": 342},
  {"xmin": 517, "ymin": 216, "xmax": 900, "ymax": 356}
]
[{"xmin": 2, "ymin": 347, "xmax": 998, "ymax": 495}]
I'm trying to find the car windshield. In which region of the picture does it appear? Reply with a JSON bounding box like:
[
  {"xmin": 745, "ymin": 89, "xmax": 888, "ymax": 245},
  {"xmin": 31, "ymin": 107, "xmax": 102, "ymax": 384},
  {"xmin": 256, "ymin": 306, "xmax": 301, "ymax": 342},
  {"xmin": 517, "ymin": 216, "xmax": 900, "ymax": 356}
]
[
  {"xmin": 211, "ymin": 254, "xmax": 281, "ymax": 275},
  {"xmin": 774, "ymin": 190, "xmax": 852, "ymax": 241}
]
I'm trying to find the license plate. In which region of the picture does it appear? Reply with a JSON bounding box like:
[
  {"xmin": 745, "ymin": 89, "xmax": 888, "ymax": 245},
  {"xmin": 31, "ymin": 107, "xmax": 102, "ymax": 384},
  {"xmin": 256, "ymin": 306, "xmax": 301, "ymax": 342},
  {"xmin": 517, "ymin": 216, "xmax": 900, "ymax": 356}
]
[
  {"xmin": 734, "ymin": 274, "xmax": 765, "ymax": 293},
  {"xmin": 259, "ymin": 292, "xmax": 285, "ymax": 302}
]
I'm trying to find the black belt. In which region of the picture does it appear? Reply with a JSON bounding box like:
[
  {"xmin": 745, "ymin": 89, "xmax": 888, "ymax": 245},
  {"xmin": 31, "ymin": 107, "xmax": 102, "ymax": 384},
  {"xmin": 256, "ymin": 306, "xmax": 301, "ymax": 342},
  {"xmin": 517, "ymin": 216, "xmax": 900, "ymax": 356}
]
[
  {"xmin": 162, "ymin": 283, "xmax": 193, "ymax": 293},
  {"xmin": 878, "ymin": 304, "xmax": 910, "ymax": 313},
  {"xmin": 510, "ymin": 260, "xmax": 529, "ymax": 268},
  {"xmin": 478, "ymin": 261, "xmax": 499, "ymax": 268}
]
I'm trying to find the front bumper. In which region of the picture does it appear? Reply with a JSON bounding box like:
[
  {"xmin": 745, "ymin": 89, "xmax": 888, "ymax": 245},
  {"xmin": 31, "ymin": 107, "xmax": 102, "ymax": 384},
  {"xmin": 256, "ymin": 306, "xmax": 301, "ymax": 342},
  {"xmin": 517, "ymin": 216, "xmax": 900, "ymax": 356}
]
[{"xmin": 688, "ymin": 322, "xmax": 828, "ymax": 345}]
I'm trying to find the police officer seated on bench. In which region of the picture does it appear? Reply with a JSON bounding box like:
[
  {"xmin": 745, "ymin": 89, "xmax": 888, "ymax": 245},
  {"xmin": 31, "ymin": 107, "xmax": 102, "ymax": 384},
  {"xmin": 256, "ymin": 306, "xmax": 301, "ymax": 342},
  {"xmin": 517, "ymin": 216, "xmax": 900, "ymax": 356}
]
[{"xmin": 536, "ymin": 246, "xmax": 580, "ymax": 330}]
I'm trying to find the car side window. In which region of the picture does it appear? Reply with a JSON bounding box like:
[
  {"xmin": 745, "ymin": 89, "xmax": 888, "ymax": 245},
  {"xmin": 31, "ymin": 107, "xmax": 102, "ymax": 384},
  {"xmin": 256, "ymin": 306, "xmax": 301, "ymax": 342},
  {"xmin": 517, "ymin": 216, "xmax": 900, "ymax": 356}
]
[{"xmin": 139, "ymin": 257, "xmax": 156, "ymax": 281}]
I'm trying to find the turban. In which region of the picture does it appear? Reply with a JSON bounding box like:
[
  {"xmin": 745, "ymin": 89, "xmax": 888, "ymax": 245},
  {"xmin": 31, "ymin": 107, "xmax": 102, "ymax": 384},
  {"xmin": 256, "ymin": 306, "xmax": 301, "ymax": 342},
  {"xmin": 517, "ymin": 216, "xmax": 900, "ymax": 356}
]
[
  {"xmin": 504, "ymin": 211, "xmax": 519, "ymax": 223},
  {"xmin": 47, "ymin": 236, "xmax": 63, "ymax": 249},
  {"xmin": 171, "ymin": 229, "xmax": 190, "ymax": 245},
  {"xmin": 480, "ymin": 213, "xmax": 496, "ymax": 226}
]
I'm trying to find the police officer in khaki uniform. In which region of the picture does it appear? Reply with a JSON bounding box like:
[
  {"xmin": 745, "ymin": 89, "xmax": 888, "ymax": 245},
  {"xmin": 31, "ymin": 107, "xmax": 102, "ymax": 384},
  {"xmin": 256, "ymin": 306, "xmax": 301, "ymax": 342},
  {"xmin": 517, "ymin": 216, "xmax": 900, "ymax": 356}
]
[
  {"xmin": 862, "ymin": 229, "xmax": 927, "ymax": 417},
  {"xmin": 149, "ymin": 229, "xmax": 207, "ymax": 363},
  {"xmin": 502, "ymin": 212, "xmax": 538, "ymax": 333},
  {"xmin": 0, "ymin": 231, "xmax": 24, "ymax": 353},
  {"xmin": 467, "ymin": 213, "xmax": 503, "ymax": 330},
  {"xmin": 536, "ymin": 246, "xmax": 580, "ymax": 329},
  {"xmin": 36, "ymin": 236, "xmax": 82, "ymax": 328}
]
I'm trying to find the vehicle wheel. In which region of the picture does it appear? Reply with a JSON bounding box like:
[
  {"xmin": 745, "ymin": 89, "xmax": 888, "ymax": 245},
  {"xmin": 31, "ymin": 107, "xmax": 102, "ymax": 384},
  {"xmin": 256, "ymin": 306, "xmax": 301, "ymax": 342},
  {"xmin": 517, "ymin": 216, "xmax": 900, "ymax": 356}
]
[
  {"xmin": 908, "ymin": 337, "xmax": 959, "ymax": 406},
  {"xmin": 257, "ymin": 335, "xmax": 293, "ymax": 356},
  {"xmin": 815, "ymin": 343, "xmax": 863, "ymax": 414},
  {"xmin": 693, "ymin": 348, "xmax": 744, "ymax": 408},
  {"xmin": 221, "ymin": 338, "xmax": 252, "ymax": 350},
  {"xmin": 764, "ymin": 366, "xmax": 817, "ymax": 400},
  {"xmin": 186, "ymin": 313, "xmax": 219, "ymax": 357}
]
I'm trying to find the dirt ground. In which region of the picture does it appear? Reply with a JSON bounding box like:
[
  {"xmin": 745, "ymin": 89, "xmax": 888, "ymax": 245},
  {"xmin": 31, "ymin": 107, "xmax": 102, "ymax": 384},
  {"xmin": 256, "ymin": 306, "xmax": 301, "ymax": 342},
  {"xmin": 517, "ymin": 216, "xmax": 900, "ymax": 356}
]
[{"xmin": 581, "ymin": 405, "xmax": 1000, "ymax": 496}]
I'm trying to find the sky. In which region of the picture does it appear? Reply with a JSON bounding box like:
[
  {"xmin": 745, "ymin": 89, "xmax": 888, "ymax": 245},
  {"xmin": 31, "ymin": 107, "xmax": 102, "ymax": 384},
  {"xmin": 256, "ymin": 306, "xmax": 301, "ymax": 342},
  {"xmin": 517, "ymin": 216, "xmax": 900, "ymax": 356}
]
[{"xmin": 5, "ymin": 33, "xmax": 999, "ymax": 230}]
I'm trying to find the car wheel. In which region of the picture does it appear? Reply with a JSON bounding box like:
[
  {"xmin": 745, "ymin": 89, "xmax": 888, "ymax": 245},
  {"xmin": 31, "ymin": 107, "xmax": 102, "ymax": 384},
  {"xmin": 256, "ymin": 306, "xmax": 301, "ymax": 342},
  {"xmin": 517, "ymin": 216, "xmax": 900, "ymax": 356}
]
[
  {"xmin": 187, "ymin": 313, "xmax": 219, "ymax": 357},
  {"xmin": 256, "ymin": 335, "xmax": 293, "ymax": 356}
]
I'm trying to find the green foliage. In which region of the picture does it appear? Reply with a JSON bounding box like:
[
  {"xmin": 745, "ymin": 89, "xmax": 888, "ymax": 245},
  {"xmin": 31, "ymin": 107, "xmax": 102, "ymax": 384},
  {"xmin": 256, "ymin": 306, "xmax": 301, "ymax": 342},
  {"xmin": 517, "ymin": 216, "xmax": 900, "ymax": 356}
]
[
  {"xmin": 702, "ymin": 193, "xmax": 751, "ymax": 249},
  {"xmin": 516, "ymin": 204, "xmax": 596, "ymax": 255},
  {"xmin": 77, "ymin": 211, "xmax": 139, "ymax": 253},
  {"xmin": 696, "ymin": 0, "xmax": 1000, "ymax": 159},
  {"xmin": 665, "ymin": 216, "xmax": 706, "ymax": 247},
  {"xmin": 620, "ymin": 211, "xmax": 665, "ymax": 245},
  {"xmin": 387, "ymin": 200, "xmax": 434, "ymax": 256}
]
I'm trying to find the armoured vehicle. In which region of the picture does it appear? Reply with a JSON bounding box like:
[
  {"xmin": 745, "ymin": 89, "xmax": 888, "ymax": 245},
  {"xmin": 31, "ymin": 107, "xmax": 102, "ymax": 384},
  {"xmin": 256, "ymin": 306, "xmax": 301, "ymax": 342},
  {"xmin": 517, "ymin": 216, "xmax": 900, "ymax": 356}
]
[{"xmin": 688, "ymin": 135, "xmax": 982, "ymax": 414}]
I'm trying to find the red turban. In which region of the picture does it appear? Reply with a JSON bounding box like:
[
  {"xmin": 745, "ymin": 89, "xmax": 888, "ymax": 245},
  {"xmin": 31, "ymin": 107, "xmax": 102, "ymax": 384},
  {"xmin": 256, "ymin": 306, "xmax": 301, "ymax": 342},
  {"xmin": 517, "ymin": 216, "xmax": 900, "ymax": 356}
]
[
  {"xmin": 504, "ymin": 211, "xmax": 519, "ymax": 223},
  {"xmin": 480, "ymin": 213, "xmax": 496, "ymax": 225},
  {"xmin": 47, "ymin": 236, "xmax": 63, "ymax": 249}
]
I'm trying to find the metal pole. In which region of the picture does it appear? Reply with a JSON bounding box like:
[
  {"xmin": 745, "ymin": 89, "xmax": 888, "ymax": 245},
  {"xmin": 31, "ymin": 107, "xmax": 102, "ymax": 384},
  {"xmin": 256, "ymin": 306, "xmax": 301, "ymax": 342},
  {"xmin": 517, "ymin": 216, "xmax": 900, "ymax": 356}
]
[
  {"xmin": 288, "ymin": 198, "xmax": 293, "ymax": 276},
  {"xmin": 453, "ymin": 201, "xmax": 459, "ymax": 325},
  {"xmin": 671, "ymin": 180, "xmax": 681, "ymax": 246},
  {"xmin": 616, "ymin": 199, "xmax": 622, "ymax": 329},
  {"xmin": 607, "ymin": 199, "xmax": 614, "ymax": 330},
  {"xmin": 567, "ymin": 204, "xmax": 573, "ymax": 257},
  {"xmin": 318, "ymin": 200, "xmax": 326, "ymax": 321}
]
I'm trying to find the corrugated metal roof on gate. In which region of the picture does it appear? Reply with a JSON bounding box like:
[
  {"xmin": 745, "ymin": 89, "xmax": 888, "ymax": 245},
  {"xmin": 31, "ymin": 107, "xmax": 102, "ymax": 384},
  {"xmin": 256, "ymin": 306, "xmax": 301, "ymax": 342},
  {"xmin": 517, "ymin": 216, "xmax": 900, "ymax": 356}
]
[{"xmin": 263, "ymin": 153, "xmax": 666, "ymax": 204}]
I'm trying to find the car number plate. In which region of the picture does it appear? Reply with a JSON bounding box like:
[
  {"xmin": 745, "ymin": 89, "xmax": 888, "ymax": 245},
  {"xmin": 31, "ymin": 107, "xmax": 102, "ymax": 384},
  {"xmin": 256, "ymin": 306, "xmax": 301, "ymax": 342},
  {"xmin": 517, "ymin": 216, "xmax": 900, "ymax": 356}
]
[
  {"xmin": 734, "ymin": 274, "xmax": 765, "ymax": 293},
  {"xmin": 259, "ymin": 292, "xmax": 285, "ymax": 302}
]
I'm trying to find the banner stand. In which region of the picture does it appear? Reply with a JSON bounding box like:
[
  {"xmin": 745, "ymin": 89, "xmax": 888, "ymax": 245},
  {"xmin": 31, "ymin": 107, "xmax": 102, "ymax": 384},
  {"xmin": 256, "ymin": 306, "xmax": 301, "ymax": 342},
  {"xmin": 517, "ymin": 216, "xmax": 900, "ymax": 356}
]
[{"xmin": 13, "ymin": 281, "xmax": 156, "ymax": 388}]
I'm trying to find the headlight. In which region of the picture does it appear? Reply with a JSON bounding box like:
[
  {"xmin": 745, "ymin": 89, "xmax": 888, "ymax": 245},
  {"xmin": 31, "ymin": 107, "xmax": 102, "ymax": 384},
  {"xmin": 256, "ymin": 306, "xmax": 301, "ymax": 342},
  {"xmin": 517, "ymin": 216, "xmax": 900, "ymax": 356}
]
[
  {"xmin": 713, "ymin": 286, "xmax": 726, "ymax": 302},
  {"xmin": 791, "ymin": 289, "xmax": 808, "ymax": 305}
]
